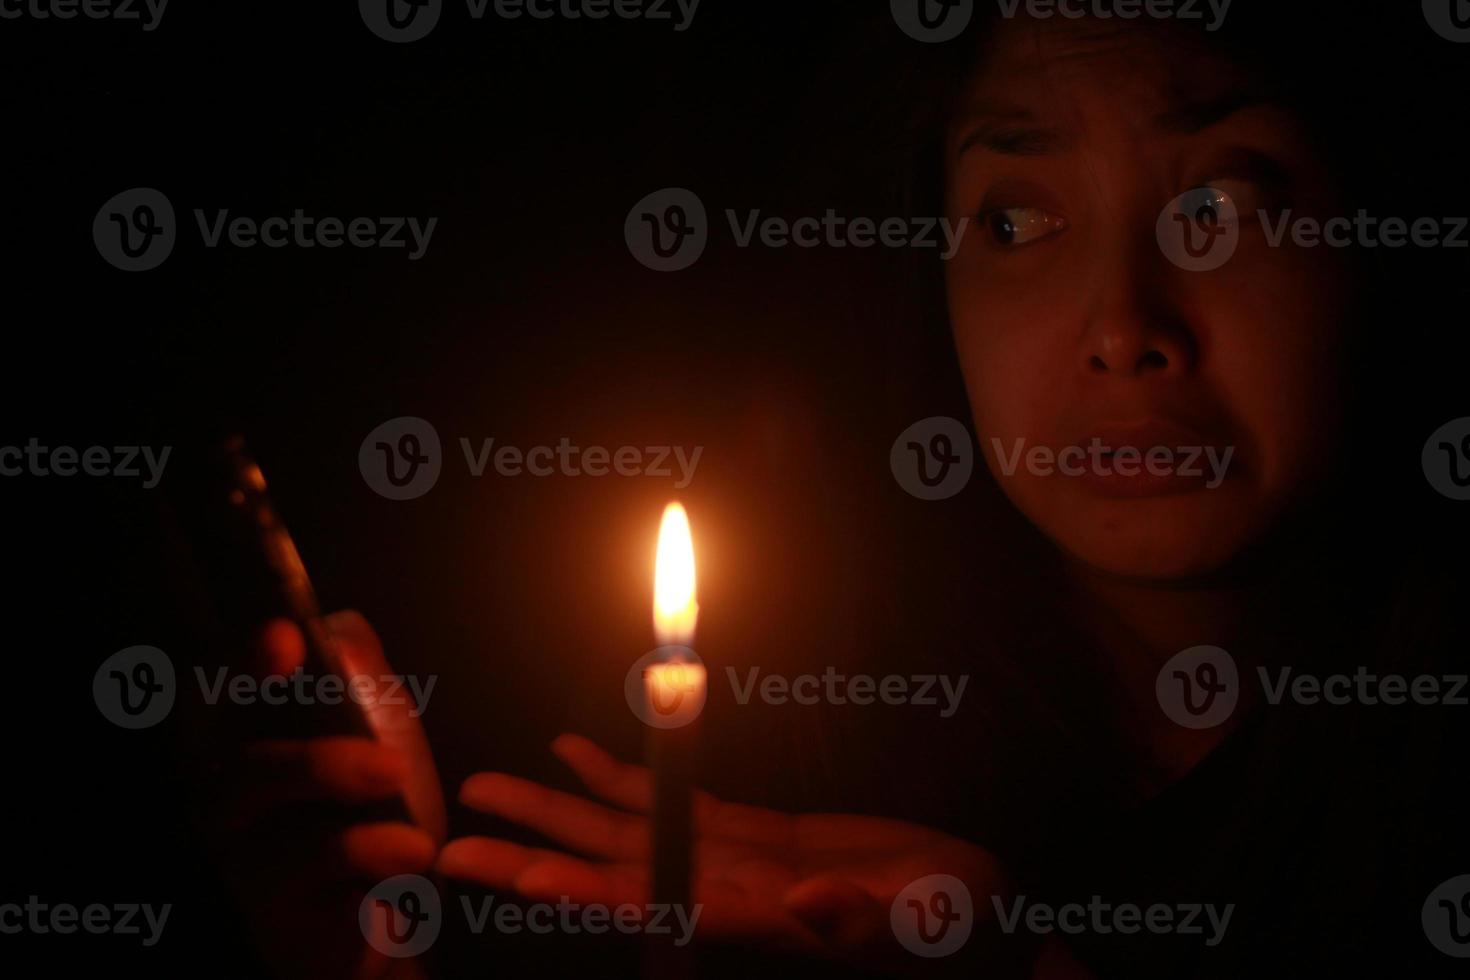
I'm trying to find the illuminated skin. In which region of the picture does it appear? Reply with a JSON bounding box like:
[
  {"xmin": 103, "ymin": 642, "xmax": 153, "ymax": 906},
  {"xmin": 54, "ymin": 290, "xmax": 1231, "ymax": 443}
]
[{"xmin": 944, "ymin": 18, "xmax": 1353, "ymax": 580}]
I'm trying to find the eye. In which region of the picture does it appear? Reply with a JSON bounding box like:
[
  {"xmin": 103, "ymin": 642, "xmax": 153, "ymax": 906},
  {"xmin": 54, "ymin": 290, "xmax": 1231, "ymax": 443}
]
[
  {"xmin": 1177, "ymin": 179, "xmax": 1270, "ymax": 228},
  {"xmin": 978, "ymin": 206, "xmax": 1068, "ymax": 247},
  {"xmin": 1177, "ymin": 185, "xmax": 1237, "ymax": 228}
]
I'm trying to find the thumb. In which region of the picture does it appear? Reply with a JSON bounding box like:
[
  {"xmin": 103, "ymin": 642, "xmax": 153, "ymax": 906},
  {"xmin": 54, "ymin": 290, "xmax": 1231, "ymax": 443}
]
[
  {"xmin": 783, "ymin": 875, "xmax": 894, "ymax": 961},
  {"xmin": 322, "ymin": 609, "xmax": 393, "ymax": 676},
  {"xmin": 324, "ymin": 609, "xmax": 448, "ymax": 846}
]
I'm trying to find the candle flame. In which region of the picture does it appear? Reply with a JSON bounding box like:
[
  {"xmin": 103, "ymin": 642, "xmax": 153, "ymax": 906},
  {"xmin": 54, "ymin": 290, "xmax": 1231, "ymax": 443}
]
[{"xmin": 653, "ymin": 502, "xmax": 698, "ymax": 645}]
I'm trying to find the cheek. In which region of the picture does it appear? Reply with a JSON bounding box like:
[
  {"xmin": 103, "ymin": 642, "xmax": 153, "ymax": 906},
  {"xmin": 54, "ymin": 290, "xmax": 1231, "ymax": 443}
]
[
  {"xmin": 1197, "ymin": 244, "xmax": 1352, "ymax": 490},
  {"xmin": 946, "ymin": 268, "xmax": 1075, "ymax": 444}
]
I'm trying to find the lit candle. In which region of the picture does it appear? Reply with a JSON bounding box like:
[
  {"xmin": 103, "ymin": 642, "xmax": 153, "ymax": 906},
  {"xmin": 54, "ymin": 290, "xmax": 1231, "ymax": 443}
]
[{"xmin": 646, "ymin": 502, "xmax": 705, "ymax": 976}]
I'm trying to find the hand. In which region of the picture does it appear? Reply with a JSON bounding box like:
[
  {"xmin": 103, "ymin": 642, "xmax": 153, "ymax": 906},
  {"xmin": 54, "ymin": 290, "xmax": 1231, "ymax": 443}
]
[
  {"xmin": 197, "ymin": 611, "xmax": 442, "ymax": 980},
  {"xmin": 437, "ymin": 735, "xmax": 1011, "ymax": 972}
]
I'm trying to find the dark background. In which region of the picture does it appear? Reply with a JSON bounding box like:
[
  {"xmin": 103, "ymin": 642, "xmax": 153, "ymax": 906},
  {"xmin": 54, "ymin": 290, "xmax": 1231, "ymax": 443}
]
[
  {"xmin": 3, "ymin": 1, "xmax": 1469, "ymax": 977},
  {"xmin": 0, "ymin": 2, "xmax": 988, "ymax": 976}
]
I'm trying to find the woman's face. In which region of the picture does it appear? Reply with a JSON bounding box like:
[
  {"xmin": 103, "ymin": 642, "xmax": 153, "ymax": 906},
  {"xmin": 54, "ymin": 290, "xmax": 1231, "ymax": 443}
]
[{"xmin": 944, "ymin": 18, "xmax": 1354, "ymax": 581}]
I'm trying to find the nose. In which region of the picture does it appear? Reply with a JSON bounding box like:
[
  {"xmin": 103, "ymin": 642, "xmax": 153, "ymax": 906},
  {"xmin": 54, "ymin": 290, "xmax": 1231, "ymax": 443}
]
[{"xmin": 1079, "ymin": 239, "xmax": 1196, "ymax": 379}]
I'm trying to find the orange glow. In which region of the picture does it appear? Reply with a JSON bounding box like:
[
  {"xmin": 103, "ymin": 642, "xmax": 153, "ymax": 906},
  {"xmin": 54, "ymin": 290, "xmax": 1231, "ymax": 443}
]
[
  {"xmin": 643, "ymin": 660, "xmax": 707, "ymax": 727},
  {"xmin": 653, "ymin": 502, "xmax": 699, "ymax": 645}
]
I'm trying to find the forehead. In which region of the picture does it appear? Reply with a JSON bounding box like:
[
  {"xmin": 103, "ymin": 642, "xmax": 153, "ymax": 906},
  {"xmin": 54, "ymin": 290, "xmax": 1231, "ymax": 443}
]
[{"xmin": 960, "ymin": 17, "xmax": 1258, "ymax": 124}]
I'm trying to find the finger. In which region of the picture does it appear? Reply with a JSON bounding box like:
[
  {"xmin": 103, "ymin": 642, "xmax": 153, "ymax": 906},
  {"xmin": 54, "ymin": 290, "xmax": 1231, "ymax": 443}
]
[
  {"xmin": 783, "ymin": 875, "xmax": 893, "ymax": 962},
  {"xmin": 248, "ymin": 611, "xmax": 389, "ymax": 689},
  {"xmin": 240, "ymin": 737, "xmax": 409, "ymax": 799},
  {"xmin": 458, "ymin": 772, "xmax": 647, "ymax": 860},
  {"xmin": 437, "ymin": 836, "xmax": 644, "ymax": 907},
  {"xmin": 226, "ymin": 822, "xmax": 438, "ymax": 891},
  {"xmin": 322, "ymin": 609, "xmax": 392, "ymax": 676},
  {"xmin": 323, "ymin": 610, "xmax": 447, "ymax": 847},
  {"xmin": 333, "ymin": 822, "xmax": 439, "ymax": 882},
  {"xmin": 214, "ymin": 738, "xmax": 409, "ymax": 831},
  {"xmin": 552, "ymin": 734, "xmax": 793, "ymax": 846},
  {"xmin": 549, "ymin": 734, "xmax": 652, "ymax": 810},
  {"xmin": 250, "ymin": 619, "xmax": 308, "ymax": 678}
]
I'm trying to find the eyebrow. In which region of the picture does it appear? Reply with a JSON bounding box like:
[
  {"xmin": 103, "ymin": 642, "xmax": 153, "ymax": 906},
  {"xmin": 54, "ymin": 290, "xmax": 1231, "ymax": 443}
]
[
  {"xmin": 1154, "ymin": 89, "xmax": 1274, "ymax": 134},
  {"xmin": 953, "ymin": 106, "xmax": 1066, "ymax": 157},
  {"xmin": 953, "ymin": 89, "xmax": 1276, "ymax": 157}
]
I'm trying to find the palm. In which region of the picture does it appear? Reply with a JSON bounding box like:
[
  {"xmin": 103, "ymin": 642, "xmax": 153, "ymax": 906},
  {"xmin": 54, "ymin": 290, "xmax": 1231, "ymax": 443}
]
[{"xmin": 438, "ymin": 735, "xmax": 1000, "ymax": 956}]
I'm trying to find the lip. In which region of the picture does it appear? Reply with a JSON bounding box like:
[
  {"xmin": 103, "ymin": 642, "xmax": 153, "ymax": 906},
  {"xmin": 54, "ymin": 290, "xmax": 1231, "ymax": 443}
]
[{"xmin": 1068, "ymin": 419, "xmax": 1236, "ymax": 499}]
